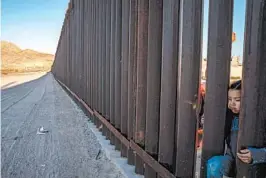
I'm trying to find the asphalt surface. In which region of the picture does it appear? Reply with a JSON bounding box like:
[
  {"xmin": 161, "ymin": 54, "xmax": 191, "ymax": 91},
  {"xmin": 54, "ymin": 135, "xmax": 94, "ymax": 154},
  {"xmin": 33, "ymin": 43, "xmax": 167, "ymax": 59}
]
[{"xmin": 1, "ymin": 73, "xmax": 125, "ymax": 178}]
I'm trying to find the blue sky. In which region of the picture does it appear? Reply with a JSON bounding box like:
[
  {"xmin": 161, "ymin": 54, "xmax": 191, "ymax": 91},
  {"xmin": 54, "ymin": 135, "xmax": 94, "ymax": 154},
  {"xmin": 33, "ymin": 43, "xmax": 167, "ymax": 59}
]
[
  {"xmin": 202, "ymin": 0, "xmax": 246, "ymax": 61},
  {"xmin": 2, "ymin": 0, "xmax": 69, "ymax": 54},
  {"xmin": 2, "ymin": 0, "xmax": 246, "ymax": 57}
]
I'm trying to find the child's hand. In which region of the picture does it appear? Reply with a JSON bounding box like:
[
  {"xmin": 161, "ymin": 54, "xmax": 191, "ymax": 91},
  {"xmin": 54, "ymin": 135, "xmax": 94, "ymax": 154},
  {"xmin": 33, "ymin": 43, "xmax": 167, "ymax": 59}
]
[{"xmin": 237, "ymin": 149, "xmax": 252, "ymax": 164}]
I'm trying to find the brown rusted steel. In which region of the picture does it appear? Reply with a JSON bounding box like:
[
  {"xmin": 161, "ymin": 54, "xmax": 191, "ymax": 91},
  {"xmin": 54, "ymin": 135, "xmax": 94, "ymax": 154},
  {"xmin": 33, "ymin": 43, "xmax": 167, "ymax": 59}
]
[
  {"xmin": 145, "ymin": 0, "xmax": 163, "ymax": 177},
  {"xmin": 114, "ymin": 0, "xmax": 122, "ymax": 150},
  {"xmin": 53, "ymin": 1, "xmax": 266, "ymax": 177},
  {"xmin": 135, "ymin": 0, "xmax": 149, "ymax": 147},
  {"xmin": 236, "ymin": 0, "xmax": 266, "ymax": 177},
  {"xmin": 94, "ymin": 111, "xmax": 130, "ymax": 149},
  {"xmin": 200, "ymin": 0, "xmax": 233, "ymax": 177},
  {"xmin": 83, "ymin": 0, "xmax": 88, "ymax": 105},
  {"xmin": 109, "ymin": 0, "xmax": 117, "ymax": 145},
  {"xmin": 98, "ymin": 0, "xmax": 102, "ymax": 114},
  {"xmin": 91, "ymin": 0, "xmax": 96, "ymax": 111},
  {"xmin": 102, "ymin": 1, "xmax": 107, "ymax": 118},
  {"xmin": 96, "ymin": 0, "xmax": 100, "ymax": 115},
  {"xmin": 175, "ymin": 0, "xmax": 203, "ymax": 177},
  {"xmin": 105, "ymin": 0, "xmax": 111, "ymax": 121},
  {"xmin": 158, "ymin": 0, "xmax": 180, "ymax": 172},
  {"xmin": 55, "ymin": 79, "xmax": 177, "ymax": 178},
  {"xmin": 110, "ymin": 0, "xmax": 116, "ymax": 126},
  {"xmin": 120, "ymin": 0, "xmax": 130, "ymax": 158},
  {"xmin": 114, "ymin": 0, "xmax": 122, "ymax": 130},
  {"xmin": 127, "ymin": 0, "xmax": 138, "ymax": 165},
  {"xmin": 130, "ymin": 140, "xmax": 176, "ymax": 178},
  {"xmin": 88, "ymin": 0, "xmax": 92, "ymax": 106},
  {"xmin": 104, "ymin": 0, "xmax": 112, "ymax": 140},
  {"xmin": 134, "ymin": 0, "xmax": 149, "ymax": 174}
]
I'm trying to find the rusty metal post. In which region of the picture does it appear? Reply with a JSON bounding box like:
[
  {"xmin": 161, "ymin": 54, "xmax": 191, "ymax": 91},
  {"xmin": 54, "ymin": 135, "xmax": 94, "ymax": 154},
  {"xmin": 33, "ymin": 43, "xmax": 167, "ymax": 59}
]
[
  {"xmin": 134, "ymin": 0, "xmax": 149, "ymax": 174},
  {"xmin": 101, "ymin": 0, "xmax": 106, "ymax": 119},
  {"xmin": 70, "ymin": 1, "xmax": 74, "ymax": 92},
  {"xmin": 175, "ymin": 0, "xmax": 203, "ymax": 177},
  {"xmin": 72, "ymin": 0, "xmax": 76, "ymax": 94},
  {"xmin": 121, "ymin": 0, "xmax": 130, "ymax": 157},
  {"xmin": 80, "ymin": 0, "xmax": 85, "ymax": 101},
  {"xmin": 98, "ymin": 0, "xmax": 104, "ymax": 131},
  {"xmin": 97, "ymin": 0, "xmax": 101, "ymax": 115},
  {"xmin": 92, "ymin": 0, "xmax": 97, "ymax": 118},
  {"xmin": 237, "ymin": 1, "xmax": 266, "ymax": 177},
  {"xmin": 87, "ymin": 0, "xmax": 92, "ymax": 107},
  {"xmin": 105, "ymin": 0, "xmax": 112, "ymax": 140},
  {"xmin": 83, "ymin": 0, "xmax": 88, "ymax": 105},
  {"xmin": 89, "ymin": 0, "xmax": 93, "ymax": 108},
  {"xmin": 101, "ymin": 0, "xmax": 108, "ymax": 137},
  {"xmin": 145, "ymin": 0, "xmax": 163, "ymax": 177},
  {"xmin": 99, "ymin": 0, "xmax": 103, "ymax": 116},
  {"xmin": 158, "ymin": 0, "xmax": 180, "ymax": 173},
  {"xmin": 114, "ymin": 0, "xmax": 122, "ymax": 150},
  {"xmin": 105, "ymin": 0, "xmax": 111, "ymax": 121},
  {"xmin": 110, "ymin": 0, "xmax": 117, "ymax": 145},
  {"xmin": 127, "ymin": 0, "xmax": 138, "ymax": 165},
  {"xmin": 74, "ymin": 0, "xmax": 79, "ymax": 96},
  {"xmin": 200, "ymin": 0, "xmax": 233, "ymax": 177},
  {"xmin": 96, "ymin": 0, "xmax": 101, "ymax": 127}
]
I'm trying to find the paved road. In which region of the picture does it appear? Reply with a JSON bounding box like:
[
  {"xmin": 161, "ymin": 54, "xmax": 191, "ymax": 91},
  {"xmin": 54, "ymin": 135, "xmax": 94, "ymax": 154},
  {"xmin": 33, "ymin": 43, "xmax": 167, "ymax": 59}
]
[{"xmin": 1, "ymin": 73, "xmax": 125, "ymax": 178}]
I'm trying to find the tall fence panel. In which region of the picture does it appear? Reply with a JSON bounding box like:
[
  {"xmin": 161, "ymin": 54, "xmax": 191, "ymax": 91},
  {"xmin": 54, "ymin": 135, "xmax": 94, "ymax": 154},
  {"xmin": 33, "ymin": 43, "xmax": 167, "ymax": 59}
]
[{"xmin": 52, "ymin": 0, "xmax": 266, "ymax": 177}]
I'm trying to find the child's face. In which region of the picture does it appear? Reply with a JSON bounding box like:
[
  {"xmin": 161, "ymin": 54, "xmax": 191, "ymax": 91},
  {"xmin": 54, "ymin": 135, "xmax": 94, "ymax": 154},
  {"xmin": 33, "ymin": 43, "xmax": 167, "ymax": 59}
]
[{"xmin": 228, "ymin": 89, "xmax": 241, "ymax": 114}]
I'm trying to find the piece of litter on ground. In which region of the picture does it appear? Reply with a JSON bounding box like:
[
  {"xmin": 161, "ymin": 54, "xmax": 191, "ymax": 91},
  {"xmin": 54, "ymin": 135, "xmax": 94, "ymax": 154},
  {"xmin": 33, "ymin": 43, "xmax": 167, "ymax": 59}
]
[
  {"xmin": 96, "ymin": 149, "xmax": 102, "ymax": 160},
  {"xmin": 37, "ymin": 126, "xmax": 49, "ymax": 135}
]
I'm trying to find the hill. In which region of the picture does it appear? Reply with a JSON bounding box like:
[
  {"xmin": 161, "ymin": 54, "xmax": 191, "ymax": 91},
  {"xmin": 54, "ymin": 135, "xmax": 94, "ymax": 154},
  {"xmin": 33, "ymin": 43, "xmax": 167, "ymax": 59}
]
[{"xmin": 1, "ymin": 41, "xmax": 54, "ymax": 74}]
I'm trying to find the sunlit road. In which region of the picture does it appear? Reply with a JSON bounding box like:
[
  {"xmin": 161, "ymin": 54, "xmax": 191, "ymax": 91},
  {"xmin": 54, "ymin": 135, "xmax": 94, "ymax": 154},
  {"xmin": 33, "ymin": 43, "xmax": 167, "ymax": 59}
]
[{"xmin": 1, "ymin": 73, "xmax": 124, "ymax": 178}]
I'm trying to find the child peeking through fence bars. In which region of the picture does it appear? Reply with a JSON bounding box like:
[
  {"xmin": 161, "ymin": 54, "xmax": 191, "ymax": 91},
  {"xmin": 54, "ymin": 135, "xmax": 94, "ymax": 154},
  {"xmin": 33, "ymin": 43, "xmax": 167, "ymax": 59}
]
[{"xmin": 207, "ymin": 80, "xmax": 266, "ymax": 178}]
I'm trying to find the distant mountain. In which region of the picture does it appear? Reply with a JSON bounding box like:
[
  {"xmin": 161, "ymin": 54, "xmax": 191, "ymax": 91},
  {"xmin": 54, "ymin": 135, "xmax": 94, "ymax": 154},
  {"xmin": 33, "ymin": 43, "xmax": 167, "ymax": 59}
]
[{"xmin": 1, "ymin": 41, "xmax": 54, "ymax": 74}]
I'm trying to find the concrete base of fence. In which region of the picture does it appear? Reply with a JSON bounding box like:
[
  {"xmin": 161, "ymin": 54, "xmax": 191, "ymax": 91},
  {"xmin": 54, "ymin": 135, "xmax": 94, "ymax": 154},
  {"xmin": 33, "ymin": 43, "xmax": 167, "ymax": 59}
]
[{"xmin": 86, "ymin": 120, "xmax": 144, "ymax": 178}]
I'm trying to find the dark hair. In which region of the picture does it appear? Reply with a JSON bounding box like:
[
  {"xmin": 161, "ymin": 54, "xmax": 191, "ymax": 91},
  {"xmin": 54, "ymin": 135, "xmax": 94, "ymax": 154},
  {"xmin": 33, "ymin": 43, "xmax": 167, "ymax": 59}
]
[
  {"xmin": 229, "ymin": 80, "xmax": 241, "ymax": 90},
  {"xmin": 224, "ymin": 80, "xmax": 241, "ymax": 141}
]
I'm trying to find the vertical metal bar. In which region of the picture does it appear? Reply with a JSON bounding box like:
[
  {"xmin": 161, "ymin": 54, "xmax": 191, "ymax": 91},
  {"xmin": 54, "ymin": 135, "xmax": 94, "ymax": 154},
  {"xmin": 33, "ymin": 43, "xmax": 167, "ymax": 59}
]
[
  {"xmin": 110, "ymin": 0, "xmax": 117, "ymax": 144},
  {"xmin": 200, "ymin": 0, "xmax": 233, "ymax": 177},
  {"xmin": 135, "ymin": 0, "xmax": 149, "ymax": 174},
  {"xmin": 145, "ymin": 0, "xmax": 163, "ymax": 177},
  {"xmin": 105, "ymin": 0, "xmax": 111, "ymax": 121},
  {"xmin": 89, "ymin": 0, "xmax": 93, "ymax": 108},
  {"xmin": 237, "ymin": 1, "xmax": 266, "ymax": 177},
  {"xmin": 175, "ymin": 0, "xmax": 203, "ymax": 177},
  {"xmin": 65, "ymin": 4, "xmax": 69, "ymax": 86},
  {"xmin": 85, "ymin": 0, "xmax": 89, "ymax": 106},
  {"xmin": 135, "ymin": 0, "xmax": 149, "ymax": 148},
  {"xmin": 121, "ymin": 0, "xmax": 130, "ymax": 157},
  {"xmin": 92, "ymin": 0, "xmax": 96, "ymax": 114},
  {"xmin": 102, "ymin": 0, "xmax": 106, "ymax": 119},
  {"xmin": 99, "ymin": 0, "xmax": 103, "ymax": 115},
  {"xmin": 114, "ymin": 0, "xmax": 122, "ymax": 150},
  {"xmin": 158, "ymin": 0, "xmax": 180, "ymax": 172},
  {"xmin": 105, "ymin": 0, "xmax": 112, "ymax": 140},
  {"xmin": 127, "ymin": 0, "xmax": 138, "ymax": 165},
  {"xmin": 101, "ymin": 0, "xmax": 107, "ymax": 137},
  {"xmin": 96, "ymin": 0, "xmax": 101, "ymax": 128},
  {"xmin": 71, "ymin": 2, "xmax": 74, "ymax": 92},
  {"xmin": 84, "ymin": 0, "xmax": 88, "ymax": 105},
  {"xmin": 96, "ymin": 0, "xmax": 100, "ymax": 115},
  {"xmin": 75, "ymin": 0, "xmax": 78, "ymax": 95},
  {"xmin": 80, "ymin": 0, "xmax": 84, "ymax": 101}
]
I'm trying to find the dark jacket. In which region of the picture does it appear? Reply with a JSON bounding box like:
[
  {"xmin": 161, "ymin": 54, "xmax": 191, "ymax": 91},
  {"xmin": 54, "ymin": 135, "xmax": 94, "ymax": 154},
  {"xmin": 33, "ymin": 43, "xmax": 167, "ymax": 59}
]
[{"xmin": 223, "ymin": 110, "xmax": 266, "ymax": 176}]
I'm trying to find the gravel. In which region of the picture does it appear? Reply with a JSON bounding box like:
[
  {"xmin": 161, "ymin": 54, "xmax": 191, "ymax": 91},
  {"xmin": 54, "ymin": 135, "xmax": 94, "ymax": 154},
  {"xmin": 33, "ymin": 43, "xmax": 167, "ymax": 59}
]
[{"xmin": 1, "ymin": 73, "xmax": 125, "ymax": 178}]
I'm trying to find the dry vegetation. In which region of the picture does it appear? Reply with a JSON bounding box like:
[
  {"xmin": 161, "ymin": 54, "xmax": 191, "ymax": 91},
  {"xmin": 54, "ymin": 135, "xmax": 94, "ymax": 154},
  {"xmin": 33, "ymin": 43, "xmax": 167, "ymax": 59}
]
[{"xmin": 1, "ymin": 41, "xmax": 54, "ymax": 74}]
